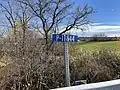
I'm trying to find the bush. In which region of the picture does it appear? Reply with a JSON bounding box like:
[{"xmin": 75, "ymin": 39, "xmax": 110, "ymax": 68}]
[
  {"xmin": 1, "ymin": 43, "xmax": 120, "ymax": 89},
  {"xmin": 112, "ymin": 37, "xmax": 120, "ymax": 41},
  {"xmin": 70, "ymin": 48, "xmax": 120, "ymax": 84}
]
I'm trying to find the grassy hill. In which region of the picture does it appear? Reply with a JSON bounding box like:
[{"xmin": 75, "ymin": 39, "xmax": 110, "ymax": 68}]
[{"xmin": 70, "ymin": 41, "xmax": 120, "ymax": 51}]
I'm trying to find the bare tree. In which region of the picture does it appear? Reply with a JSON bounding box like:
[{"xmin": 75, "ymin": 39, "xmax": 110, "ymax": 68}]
[
  {"xmin": 0, "ymin": 0, "xmax": 94, "ymax": 90},
  {"xmin": 18, "ymin": 0, "xmax": 93, "ymax": 50},
  {"xmin": 0, "ymin": 1, "xmax": 35, "ymax": 90},
  {"xmin": 0, "ymin": 0, "xmax": 32, "ymax": 53}
]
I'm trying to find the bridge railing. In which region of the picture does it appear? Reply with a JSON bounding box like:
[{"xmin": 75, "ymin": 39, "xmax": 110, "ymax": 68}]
[{"xmin": 51, "ymin": 79, "xmax": 120, "ymax": 90}]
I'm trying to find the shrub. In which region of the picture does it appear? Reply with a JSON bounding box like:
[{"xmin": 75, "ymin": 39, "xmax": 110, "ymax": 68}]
[
  {"xmin": 1, "ymin": 44, "xmax": 120, "ymax": 89},
  {"xmin": 70, "ymin": 48, "xmax": 120, "ymax": 84}
]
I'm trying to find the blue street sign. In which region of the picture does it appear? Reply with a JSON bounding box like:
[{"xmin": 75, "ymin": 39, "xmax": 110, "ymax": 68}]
[{"xmin": 52, "ymin": 34, "xmax": 78, "ymax": 42}]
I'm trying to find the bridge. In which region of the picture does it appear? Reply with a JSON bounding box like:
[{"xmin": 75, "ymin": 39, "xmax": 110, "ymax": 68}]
[{"xmin": 51, "ymin": 79, "xmax": 120, "ymax": 90}]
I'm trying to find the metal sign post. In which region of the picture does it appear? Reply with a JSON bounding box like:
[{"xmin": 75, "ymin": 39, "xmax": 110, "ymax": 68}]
[
  {"xmin": 64, "ymin": 42, "xmax": 70, "ymax": 87},
  {"xmin": 52, "ymin": 34, "xmax": 78, "ymax": 87}
]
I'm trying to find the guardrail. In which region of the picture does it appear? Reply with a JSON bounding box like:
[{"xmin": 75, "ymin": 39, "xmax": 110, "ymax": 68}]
[{"xmin": 51, "ymin": 79, "xmax": 120, "ymax": 90}]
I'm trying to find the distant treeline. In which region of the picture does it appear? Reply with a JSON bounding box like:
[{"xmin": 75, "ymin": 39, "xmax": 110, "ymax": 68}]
[{"xmin": 79, "ymin": 37, "xmax": 120, "ymax": 41}]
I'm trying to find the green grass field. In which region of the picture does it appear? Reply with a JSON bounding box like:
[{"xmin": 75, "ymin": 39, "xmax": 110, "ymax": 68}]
[{"xmin": 71, "ymin": 41, "xmax": 120, "ymax": 51}]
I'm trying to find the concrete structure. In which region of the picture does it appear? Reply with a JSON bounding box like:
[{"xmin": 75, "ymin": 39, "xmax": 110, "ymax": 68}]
[{"xmin": 51, "ymin": 79, "xmax": 120, "ymax": 90}]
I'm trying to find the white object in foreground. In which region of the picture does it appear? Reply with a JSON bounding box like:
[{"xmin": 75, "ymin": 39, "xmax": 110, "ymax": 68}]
[{"xmin": 51, "ymin": 79, "xmax": 120, "ymax": 90}]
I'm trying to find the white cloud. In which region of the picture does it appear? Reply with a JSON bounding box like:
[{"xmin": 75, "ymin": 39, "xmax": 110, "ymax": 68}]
[
  {"xmin": 91, "ymin": 23, "xmax": 103, "ymax": 26},
  {"xmin": 54, "ymin": 23, "xmax": 120, "ymax": 37},
  {"xmin": 70, "ymin": 23, "xmax": 120, "ymax": 37},
  {"xmin": 108, "ymin": 33, "xmax": 120, "ymax": 37},
  {"xmin": 90, "ymin": 25, "xmax": 120, "ymax": 32}
]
